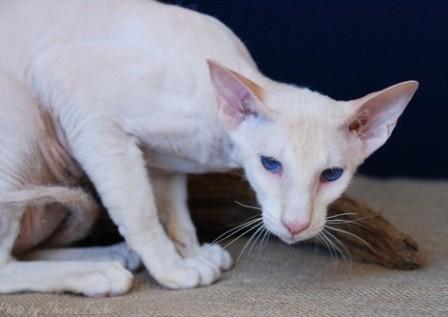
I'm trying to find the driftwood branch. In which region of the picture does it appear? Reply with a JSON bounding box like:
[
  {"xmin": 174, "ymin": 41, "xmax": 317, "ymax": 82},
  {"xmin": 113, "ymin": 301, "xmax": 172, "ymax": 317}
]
[
  {"xmin": 80, "ymin": 172, "xmax": 423, "ymax": 270},
  {"xmin": 188, "ymin": 172, "xmax": 424, "ymax": 270}
]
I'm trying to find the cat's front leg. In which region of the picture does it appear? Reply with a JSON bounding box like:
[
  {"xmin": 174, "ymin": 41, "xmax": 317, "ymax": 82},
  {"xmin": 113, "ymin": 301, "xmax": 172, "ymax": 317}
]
[
  {"xmin": 152, "ymin": 171, "xmax": 233, "ymax": 271},
  {"xmin": 65, "ymin": 119, "xmax": 220, "ymax": 289}
]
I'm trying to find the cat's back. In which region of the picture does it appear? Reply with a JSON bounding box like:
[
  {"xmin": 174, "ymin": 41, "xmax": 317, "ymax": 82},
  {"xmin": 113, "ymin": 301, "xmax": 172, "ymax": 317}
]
[{"xmin": 0, "ymin": 0, "xmax": 255, "ymax": 83}]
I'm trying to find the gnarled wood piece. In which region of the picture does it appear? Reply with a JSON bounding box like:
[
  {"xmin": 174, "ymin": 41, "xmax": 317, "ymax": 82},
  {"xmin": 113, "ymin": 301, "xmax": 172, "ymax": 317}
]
[{"xmin": 188, "ymin": 172, "xmax": 424, "ymax": 270}]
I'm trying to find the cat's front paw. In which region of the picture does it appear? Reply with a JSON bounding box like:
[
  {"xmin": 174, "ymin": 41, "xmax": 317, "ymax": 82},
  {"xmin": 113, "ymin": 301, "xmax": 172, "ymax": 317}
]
[
  {"xmin": 153, "ymin": 257, "xmax": 220, "ymax": 289},
  {"xmin": 198, "ymin": 243, "xmax": 233, "ymax": 271}
]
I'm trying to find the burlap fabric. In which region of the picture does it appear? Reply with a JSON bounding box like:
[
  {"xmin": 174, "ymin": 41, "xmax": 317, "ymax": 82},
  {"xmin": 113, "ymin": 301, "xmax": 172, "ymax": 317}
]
[{"xmin": 0, "ymin": 177, "xmax": 446, "ymax": 317}]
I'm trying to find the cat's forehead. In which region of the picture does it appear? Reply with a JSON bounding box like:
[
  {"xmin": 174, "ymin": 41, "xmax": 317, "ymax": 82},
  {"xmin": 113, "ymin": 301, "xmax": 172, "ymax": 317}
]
[
  {"xmin": 265, "ymin": 84, "xmax": 347, "ymax": 120},
  {"xmin": 248, "ymin": 85, "xmax": 352, "ymax": 162},
  {"xmin": 262, "ymin": 86, "xmax": 351, "ymax": 164},
  {"xmin": 263, "ymin": 86, "xmax": 349, "ymax": 146}
]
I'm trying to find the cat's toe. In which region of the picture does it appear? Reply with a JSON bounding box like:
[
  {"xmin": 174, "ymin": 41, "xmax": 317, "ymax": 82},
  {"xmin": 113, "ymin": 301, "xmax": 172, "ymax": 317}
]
[
  {"xmin": 153, "ymin": 261, "xmax": 200, "ymax": 289},
  {"xmin": 153, "ymin": 256, "xmax": 221, "ymax": 289},
  {"xmin": 184, "ymin": 257, "xmax": 220, "ymax": 286},
  {"xmin": 67, "ymin": 262, "xmax": 134, "ymax": 297},
  {"xmin": 199, "ymin": 243, "xmax": 233, "ymax": 271}
]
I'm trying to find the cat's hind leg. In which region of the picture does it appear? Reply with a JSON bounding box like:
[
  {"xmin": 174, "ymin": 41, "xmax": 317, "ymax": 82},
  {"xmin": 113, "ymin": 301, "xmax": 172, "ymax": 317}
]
[
  {"xmin": 0, "ymin": 75, "xmax": 133, "ymax": 296},
  {"xmin": 0, "ymin": 260, "xmax": 133, "ymax": 297},
  {"xmin": 2, "ymin": 186, "xmax": 102, "ymax": 255},
  {"xmin": 21, "ymin": 242, "xmax": 141, "ymax": 272},
  {"xmin": 0, "ymin": 198, "xmax": 131, "ymax": 297},
  {"xmin": 0, "ymin": 189, "xmax": 133, "ymax": 296}
]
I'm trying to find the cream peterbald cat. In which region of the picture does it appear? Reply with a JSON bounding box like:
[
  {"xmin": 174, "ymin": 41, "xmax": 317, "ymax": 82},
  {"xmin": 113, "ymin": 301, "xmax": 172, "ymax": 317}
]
[{"xmin": 0, "ymin": 0, "xmax": 417, "ymax": 296}]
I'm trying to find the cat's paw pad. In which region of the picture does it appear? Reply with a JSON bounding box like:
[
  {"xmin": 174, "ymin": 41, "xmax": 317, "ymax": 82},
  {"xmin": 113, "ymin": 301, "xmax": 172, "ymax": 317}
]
[
  {"xmin": 153, "ymin": 257, "xmax": 220, "ymax": 289},
  {"xmin": 108, "ymin": 242, "xmax": 141, "ymax": 272},
  {"xmin": 199, "ymin": 243, "xmax": 233, "ymax": 271},
  {"xmin": 67, "ymin": 262, "xmax": 133, "ymax": 297}
]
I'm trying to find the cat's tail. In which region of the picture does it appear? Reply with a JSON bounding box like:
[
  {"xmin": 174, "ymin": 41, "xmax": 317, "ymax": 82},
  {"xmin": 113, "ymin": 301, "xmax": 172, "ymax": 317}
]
[{"xmin": 0, "ymin": 186, "xmax": 102, "ymax": 246}]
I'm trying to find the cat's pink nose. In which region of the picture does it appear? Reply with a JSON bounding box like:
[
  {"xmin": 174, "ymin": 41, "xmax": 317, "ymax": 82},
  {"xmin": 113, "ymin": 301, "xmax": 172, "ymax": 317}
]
[{"xmin": 282, "ymin": 219, "xmax": 310, "ymax": 236}]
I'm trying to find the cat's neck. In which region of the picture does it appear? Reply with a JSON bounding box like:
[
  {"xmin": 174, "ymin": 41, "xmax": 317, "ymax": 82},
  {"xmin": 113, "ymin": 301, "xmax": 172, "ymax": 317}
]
[
  {"xmin": 140, "ymin": 125, "xmax": 240, "ymax": 174},
  {"xmin": 129, "ymin": 106, "xmax": 241, "ymax": 174}
]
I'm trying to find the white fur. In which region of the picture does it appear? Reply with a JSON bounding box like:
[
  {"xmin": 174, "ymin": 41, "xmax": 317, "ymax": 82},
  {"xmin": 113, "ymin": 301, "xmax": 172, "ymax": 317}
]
[
  {"xmin": 0, "ymin": 0, "xmax": 417, "ymax": 296},
  {"xmin": 22, "ymin": 242, "xmax": 142, "ymax": 272}
]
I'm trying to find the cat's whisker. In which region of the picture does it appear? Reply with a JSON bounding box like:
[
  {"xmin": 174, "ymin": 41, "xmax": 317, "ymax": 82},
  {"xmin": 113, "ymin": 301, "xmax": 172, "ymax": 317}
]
[
  {"xmin": 258, "ymin": 228, "xmax": 271, "ymax": 256},
  {"xmin": 243, "ymin": 226, "xmax": 265, "ymax": 256},
  {"xmin": 324, "ymin": 228, "xmax": 352, "ymax": 265},
  {"xmin": 325, "ymin": 211, "xmax": 378, "ymax": 231},
  {"xmin": 212, "ymin": 218, "xmax": 259, "ymax": 245},
  {"xmin": 320, "ymin": 230, "xmax": 338, "ymax": 267},
  {"xmin": 236, "ymin": 222, "xmax": 264, "ymax": 262},
  {"xmin": 212, "ymin": 221, "xmax": 261, "ymax": 245},
  {"xmin": 311, "ymin": 234, "xmax": 322, "ymax": 254},
  {"xmin": 212, "ymin": 217, "xmax": 262, "ymax": 244},
  {"xmin": 325, "ymin": 216, "xmax": 376, "ymax": 230},
  {"xmin": 326, "ymin": 219, "xmax": 362, "ymax": 224},
  {"xmin": 313, "ymin": 233, "xmax": 332, "ymax": 258},
  {"xmin": 222, "ymin": 221, "xmax": 262, "ymax": 250},
  {"xmin": 234, "ymin": 200, "xmax": 262, "ymax": 211},
  {"xmin": 322, "ymin": 229, "xmax": 346, "ymax": 262},
  {"xmin": 247, "ymin": 225, "xmax": 266, "ymax": 257},
  {"xmin": 323, "ymin": 229, "xmax": 353, "ymax": 274},
  {"xmin": 325, "ymin": 212, "xmax": 359, "ymax": 219},
  {"xmin": 326, "ymin": 214, "xmax": 377, "ymax": 224},
  {"xmin": 325, "ymin": 221, "xmax": 369, "ymax": 231},
  {"xmin": 318, "ymin": 231, "xmax": 336, "ymax": 259},
  {"xmin": 326, "ymin": 225, "xmax": 376, "ymax": 253}
]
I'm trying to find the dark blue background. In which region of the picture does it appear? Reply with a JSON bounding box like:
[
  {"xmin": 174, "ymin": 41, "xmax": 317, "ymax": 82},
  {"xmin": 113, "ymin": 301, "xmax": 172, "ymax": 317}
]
[{"xmin": 168, "ymin": 0, "xmax": 448, "ymax": 179}]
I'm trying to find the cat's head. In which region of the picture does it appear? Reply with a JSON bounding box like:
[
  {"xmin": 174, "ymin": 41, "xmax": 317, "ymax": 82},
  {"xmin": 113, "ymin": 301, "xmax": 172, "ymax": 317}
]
[{"xmin": 208, "ymin": 60, "xmax": 418, "ymax": 244}]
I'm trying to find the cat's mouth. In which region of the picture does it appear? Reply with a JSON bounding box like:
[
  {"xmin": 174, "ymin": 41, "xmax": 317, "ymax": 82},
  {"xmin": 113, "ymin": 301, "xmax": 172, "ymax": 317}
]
[
  {"xmin": 263, "ymin": 218, "xmax": 325, "ymax": 245},
  {"xmin": 292, "ymin": 224, "xmax": 326, "ymax": 243},
  {"xmin": 279, "ymin": 229, "xmax": 324, "ymax": 245}
]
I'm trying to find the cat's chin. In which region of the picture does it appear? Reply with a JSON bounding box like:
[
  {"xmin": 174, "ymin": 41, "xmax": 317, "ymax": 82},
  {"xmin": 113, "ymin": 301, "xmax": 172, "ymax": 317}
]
[
  {"xmin": 278, "ymin": 236, "xmax": 298, "ymax": 245},
  {"xmin": 276, "ymin": 230, "xmax": 323, "ymax": 245},
  {"xmin": 274, "ymin": 233, "xmax": 305, "ymax": 245}
]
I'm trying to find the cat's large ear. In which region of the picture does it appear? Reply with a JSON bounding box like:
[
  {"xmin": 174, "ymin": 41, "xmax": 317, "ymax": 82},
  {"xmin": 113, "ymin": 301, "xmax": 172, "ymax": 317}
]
[
  {"xmin": 207, "ymin": 59, "xmax": 270, "ymax": 128},
  {"xmin": 347, "ymin": 81, "xmax": 419, "ymax": 157}
]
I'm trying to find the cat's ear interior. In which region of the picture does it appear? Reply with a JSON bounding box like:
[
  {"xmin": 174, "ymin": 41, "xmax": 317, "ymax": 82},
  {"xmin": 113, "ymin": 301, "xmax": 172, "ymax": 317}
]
[
  {"xmin": 207, "ymin": 59, "xmax": 269, "ymax": 128},
  {"xmin": 347, "ymin": 81, "xmax": 419, "ymax": 157}
]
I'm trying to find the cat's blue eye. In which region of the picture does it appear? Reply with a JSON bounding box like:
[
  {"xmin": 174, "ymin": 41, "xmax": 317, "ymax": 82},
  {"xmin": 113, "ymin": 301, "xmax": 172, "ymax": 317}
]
[
  {"xmin": 321, "ymin": 167, "xmax": 344, "ymax": 182},
  {"xmin": 260, "ymin": 156, "xmax": 282, "ymax": 173}
]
